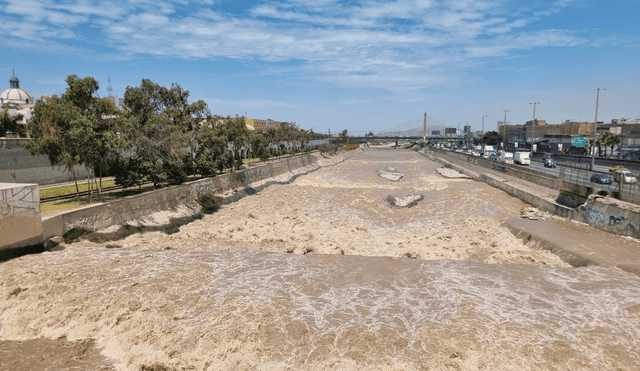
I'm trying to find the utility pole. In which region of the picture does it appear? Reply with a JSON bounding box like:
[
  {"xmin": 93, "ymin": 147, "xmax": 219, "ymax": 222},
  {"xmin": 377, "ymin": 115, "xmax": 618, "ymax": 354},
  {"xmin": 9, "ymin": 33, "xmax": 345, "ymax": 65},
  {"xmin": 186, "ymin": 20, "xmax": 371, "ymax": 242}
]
[
  {"xmin": 466, "ymin": 121, "xmax": 469, "ymax": 146},
  {"xmin": 529, "ymin": 102, "xmax": 540, "ymax": 158},
  {"xmin": 481, "ymin": 115, "xmax": 487, "ymax": 152},
  {"xmin": 502, "ymin": 110, "xmax": 509, "ymax": 150},
  {"xmin": 591, "ymin": 88, "xmax": 606, "ymax": 171}
]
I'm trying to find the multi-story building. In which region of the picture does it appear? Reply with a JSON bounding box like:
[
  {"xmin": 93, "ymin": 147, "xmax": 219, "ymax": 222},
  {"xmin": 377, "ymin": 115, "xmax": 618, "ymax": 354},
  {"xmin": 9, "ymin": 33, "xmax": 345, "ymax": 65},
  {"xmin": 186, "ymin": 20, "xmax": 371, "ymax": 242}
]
[{"xmin": 245, "ymin": 118, "xmax": 282, "ymax": 130}]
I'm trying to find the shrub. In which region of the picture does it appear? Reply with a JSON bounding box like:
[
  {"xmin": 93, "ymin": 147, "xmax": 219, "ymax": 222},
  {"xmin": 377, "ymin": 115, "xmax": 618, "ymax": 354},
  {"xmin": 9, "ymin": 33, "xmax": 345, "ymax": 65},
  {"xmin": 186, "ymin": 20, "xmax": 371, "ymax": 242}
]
[
  {"xmin": 63, "ymin": 228, "xmax": 92, "ymax": 244},
  {"xmin": 197, "ymin": 192, "xmax": 223, "ymax": 212}
]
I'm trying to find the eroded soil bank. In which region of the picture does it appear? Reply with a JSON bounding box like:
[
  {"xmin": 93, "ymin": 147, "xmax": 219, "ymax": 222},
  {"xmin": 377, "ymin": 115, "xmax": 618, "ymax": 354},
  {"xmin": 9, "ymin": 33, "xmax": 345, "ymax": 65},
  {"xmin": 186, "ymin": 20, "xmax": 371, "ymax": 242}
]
[{"xmin": 2, "ymin": 149, "xmax": 640, "ymax": 370}]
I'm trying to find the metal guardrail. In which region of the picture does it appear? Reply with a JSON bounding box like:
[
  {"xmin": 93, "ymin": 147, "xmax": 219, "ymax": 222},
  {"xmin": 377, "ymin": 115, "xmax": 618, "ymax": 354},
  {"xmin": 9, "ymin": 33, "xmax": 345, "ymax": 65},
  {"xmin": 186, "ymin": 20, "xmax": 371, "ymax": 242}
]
[
  {"xmin": 558, "ymin": 167, "xmax": 640, "ymax": 204},
  {"xmin": 427, "ymin": 148, "xmax": 640, "ymax": 205}
]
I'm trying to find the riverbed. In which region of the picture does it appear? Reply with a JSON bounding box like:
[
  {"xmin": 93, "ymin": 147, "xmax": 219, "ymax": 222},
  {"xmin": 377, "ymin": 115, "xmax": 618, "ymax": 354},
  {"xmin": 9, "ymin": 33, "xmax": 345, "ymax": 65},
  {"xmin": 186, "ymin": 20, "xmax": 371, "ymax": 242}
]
[{"xmin": 1, "ymin": 149, "xmax": 639, "ymax": 370}]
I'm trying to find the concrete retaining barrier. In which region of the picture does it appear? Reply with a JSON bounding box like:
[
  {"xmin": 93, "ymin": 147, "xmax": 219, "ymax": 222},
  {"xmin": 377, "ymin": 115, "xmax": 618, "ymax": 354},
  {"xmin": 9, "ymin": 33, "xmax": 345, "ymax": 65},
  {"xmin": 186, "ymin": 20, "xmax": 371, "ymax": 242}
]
[
  {"xmin": 425, "ymin": 149, "xmax": 640, "ymax": 240},
  {"xmin": 0, "ymin": 183, "xmax": 42, "ymax": 255},
  {"xmin": 436, "ymin": 149, "xmax": 562, "ymax": 189},
  {"xmin": 42, "ymin": 154, "xmax": 318, "ymax": 240},
  {"xmin": 0, "ymin": 148, "xmax": 91, "ymax": 185},
  {"xmin": 480, "ymin": 174, "xmax": 575, "ymax": 218},
  {"xmin": 574, "ymin": 196, "xmax": 640, "ymax": 238}
]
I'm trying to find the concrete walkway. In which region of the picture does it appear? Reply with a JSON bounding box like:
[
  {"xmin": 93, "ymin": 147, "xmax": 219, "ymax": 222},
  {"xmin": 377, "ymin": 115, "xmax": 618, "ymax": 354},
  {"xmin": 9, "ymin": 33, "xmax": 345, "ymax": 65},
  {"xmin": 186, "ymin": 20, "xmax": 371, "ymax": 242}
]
[{"xmin": 424, "ymin": 150, "xmax": 640, "ymax": 277}]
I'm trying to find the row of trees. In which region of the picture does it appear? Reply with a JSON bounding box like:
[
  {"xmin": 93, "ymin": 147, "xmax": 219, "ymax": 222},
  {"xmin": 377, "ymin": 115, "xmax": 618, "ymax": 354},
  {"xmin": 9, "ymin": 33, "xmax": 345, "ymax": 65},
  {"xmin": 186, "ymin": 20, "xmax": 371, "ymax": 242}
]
[
  {"xmin": 592, "ymin": 131, "xmax": 621, "ymax": 157},
  {"xmin": 25, "ymin": 75, "xmax": 313, "ymax": 203}
]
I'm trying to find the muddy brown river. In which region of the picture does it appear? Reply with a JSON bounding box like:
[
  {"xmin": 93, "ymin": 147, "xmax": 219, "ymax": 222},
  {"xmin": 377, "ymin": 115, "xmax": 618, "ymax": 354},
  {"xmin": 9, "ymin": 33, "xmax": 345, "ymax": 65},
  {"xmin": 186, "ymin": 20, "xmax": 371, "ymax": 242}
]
[{"xmin": 1, "ymin": 149, "xmax": 640, "ymax": 370}]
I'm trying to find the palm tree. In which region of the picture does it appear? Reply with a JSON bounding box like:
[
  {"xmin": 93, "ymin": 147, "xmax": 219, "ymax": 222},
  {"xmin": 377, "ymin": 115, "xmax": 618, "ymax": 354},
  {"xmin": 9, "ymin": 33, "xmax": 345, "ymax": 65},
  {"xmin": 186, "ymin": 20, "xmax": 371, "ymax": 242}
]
[
  {"xmin": 599, "ymin": 131, "xmax": 621, "ymax": 158},
  {"xmin": 0, "ymin": 105, "xmax": 25, "ymax": 138}
]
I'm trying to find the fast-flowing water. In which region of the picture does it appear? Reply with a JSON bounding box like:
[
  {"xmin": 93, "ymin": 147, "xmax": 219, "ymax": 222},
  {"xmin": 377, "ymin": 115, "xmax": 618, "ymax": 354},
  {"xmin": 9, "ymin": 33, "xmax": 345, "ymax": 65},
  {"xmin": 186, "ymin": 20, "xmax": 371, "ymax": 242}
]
[{"xmin": 1, "ymin": 149, "xmax": 639, "ymax": 370}]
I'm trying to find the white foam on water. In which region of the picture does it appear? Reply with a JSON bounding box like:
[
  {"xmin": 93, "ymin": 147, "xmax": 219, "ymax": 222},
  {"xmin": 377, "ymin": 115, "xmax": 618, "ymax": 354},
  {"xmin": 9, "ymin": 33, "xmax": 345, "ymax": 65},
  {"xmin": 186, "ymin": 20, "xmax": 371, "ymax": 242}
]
[
  {"xmin": 2, "ymin": 149, "xmax": 640, "ymax": 370},
  {"xmin": 2, "ymin": 248, "xmax": 640, "ymax": 370}
]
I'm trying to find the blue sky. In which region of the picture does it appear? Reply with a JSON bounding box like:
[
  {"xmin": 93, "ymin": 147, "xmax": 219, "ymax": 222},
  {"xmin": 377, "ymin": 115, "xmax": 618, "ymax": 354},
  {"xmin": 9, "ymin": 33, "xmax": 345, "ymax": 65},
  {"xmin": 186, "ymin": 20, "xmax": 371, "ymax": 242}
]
[{"xmin": 1, "ymin": 0, "xmax": 639, "ymax": 134}]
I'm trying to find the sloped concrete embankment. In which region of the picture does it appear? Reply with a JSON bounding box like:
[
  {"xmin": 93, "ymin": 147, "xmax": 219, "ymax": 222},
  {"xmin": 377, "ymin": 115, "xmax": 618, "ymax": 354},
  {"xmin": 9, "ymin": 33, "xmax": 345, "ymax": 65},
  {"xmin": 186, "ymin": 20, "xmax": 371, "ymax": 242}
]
[
  {"xmin": 42, "ymin": 154, "xmax": 330, "ymax": 242},
  {"xmin": 423, "ymin": 150, "xmax": 640, "ymax": 275},
  {"xmin": 573, "ymin": 196, "xmax": 640, "ymax": 240},
  {"xmin": 503, "ymin": 222, "xmax": 600, "ymax": 268},
  {"xmin": 424, "ymin": 149, "xmax": 640, "ymax": 239}
]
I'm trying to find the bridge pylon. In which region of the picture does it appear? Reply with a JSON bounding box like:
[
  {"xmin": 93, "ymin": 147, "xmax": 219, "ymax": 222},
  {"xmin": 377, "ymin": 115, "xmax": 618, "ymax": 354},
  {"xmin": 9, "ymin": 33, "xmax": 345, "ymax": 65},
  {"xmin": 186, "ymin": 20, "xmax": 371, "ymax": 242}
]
[{"xmin": 423, "ymin": 112, "xmax": 427, "ymax": 145}]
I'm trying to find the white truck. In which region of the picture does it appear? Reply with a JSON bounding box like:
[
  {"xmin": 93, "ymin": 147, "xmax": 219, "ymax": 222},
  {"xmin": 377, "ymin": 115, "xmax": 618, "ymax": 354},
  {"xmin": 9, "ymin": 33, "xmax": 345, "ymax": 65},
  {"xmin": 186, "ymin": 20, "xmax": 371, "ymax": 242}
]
[
  {"xmin": 514, "ymin": 151, "xmax": 531, "ymax": 165},
  {"xmin": 500, "ymin": 152, "xmax": 514, "ymax": 164}
]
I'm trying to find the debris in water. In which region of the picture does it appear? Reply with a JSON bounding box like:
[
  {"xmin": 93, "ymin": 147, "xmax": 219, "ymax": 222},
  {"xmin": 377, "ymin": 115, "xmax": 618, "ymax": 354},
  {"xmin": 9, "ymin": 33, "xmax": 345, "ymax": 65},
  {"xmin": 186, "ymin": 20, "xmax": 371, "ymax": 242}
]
[
  {"xmin": 520, "ymin": 207, "xmax": 548, "ymax": 220},
  {"xmin": 387, "ymin": 194, "xmax": 424, "ymax": 208},
  {"xmin": 436, "ymin": 167, "xmax": 470, "ymax": 178},
  {"xmin": 379, "ymin": 167, "xmax": 404, "ymax": 181}
]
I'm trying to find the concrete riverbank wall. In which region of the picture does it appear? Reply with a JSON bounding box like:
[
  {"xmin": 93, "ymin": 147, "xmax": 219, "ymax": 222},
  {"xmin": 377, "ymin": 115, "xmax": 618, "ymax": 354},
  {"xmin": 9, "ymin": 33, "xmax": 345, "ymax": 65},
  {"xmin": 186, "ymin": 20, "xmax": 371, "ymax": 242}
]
[
  {"xmin": 42, "ymin": 154, "xmax": 318, "ymax": 240},
  {"xmin": 0, "ymin": 183, "xmax": 42, "ymax": 251},
  {"xmin": 424, "ymin": 149, "xmax": 640, "ymax": 240},
  {"xmin": 439, "ymin": 150, "xmax": 562, "ymax": 189}
]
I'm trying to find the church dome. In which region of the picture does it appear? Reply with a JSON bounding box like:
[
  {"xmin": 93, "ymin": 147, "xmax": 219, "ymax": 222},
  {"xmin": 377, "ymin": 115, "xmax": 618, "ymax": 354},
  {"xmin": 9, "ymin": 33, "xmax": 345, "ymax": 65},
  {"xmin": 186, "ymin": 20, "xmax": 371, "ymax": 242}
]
[
  {"xmin": 0, "ymin": 88, "xmax": 32, "ymax": 103},
  {"xmin": 0, "ymin": 71, "xmax": 32, "ymax": 105}
]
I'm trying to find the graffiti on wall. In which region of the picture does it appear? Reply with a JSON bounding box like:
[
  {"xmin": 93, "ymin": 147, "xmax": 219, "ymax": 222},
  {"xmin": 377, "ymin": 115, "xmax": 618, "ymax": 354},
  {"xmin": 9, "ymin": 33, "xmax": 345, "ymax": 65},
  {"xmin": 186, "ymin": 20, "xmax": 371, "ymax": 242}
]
[
  {"xmin": 609, "ymin": 214, "xmax": 626, "ymax": 225},
  {"xmin": 0, "ymin": 184, "xmax": 40, "ymax": 221}
]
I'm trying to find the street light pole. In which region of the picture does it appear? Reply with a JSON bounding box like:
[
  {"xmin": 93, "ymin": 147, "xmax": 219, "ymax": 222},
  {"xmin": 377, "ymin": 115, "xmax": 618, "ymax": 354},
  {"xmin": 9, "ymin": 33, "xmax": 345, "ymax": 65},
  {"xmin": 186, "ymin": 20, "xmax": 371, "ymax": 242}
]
[
  {"xmin": 529, "ymin": 102, "xmax": 540, "ymax": 158},
  {"xmin": 502, "ymin": 109, "xmax": 509, "ymax": 150},
  {"xmin": 591, "ymin": 88, "xmax": 606, "ymax": 171},
  {"xmin": 481, "ymin": 115, "xmax": 487, "ymax": 152}
]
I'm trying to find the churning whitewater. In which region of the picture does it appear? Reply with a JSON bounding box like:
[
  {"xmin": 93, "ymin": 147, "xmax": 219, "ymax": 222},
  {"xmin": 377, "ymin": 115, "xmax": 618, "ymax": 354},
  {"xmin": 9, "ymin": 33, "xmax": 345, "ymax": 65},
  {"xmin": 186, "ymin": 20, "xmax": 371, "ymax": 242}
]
[{"xmin": 1, "ymin": 149, "xmax": 639, "ymax": 370}]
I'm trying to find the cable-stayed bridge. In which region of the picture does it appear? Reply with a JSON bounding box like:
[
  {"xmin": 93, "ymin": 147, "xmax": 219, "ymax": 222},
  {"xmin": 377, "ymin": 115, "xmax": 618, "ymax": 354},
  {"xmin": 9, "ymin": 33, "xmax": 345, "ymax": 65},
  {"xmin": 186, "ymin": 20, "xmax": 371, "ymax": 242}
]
[{"xmin": 344, "ymin": 113, "xmax": 465, "ymax": 142}]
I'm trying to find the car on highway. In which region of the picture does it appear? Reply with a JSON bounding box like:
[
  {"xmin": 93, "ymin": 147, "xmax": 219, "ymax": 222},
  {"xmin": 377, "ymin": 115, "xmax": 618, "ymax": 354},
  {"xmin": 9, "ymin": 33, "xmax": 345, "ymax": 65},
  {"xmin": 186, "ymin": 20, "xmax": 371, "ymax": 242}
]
[
  {"xmin": 613, "ymin": 170, "xmax": 638, "ymax": 184},
  {"xmin": 590, "ymin": 173, "xmax": 613, "ymax": 184},
  {"xmin": 544, "ymin": 158, "xmax": 557, "ymax": 168},
  {"xmin": 609, "ymin": 165, "xmax": 627, "ymax": 173}
]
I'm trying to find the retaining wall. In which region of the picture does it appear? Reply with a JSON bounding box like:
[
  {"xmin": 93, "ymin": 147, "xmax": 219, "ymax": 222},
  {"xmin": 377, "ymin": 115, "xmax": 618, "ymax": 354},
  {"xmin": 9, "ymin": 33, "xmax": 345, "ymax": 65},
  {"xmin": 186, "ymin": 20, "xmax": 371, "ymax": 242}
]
[
  {"xmin": 43, "ymin": 154, "xmax": 317, "ymax": 239},
  {"xmin": 426, "ymin": 149, "xmax": 640, "ymax": 239},
  {"xmin": 439, "ymin": 150, "xmax": 562, "ymax": 189},
  {"xmin": 0, "ymin": 148, "xmax": 90, "ymax": 185},
  {"xmin": 574, "ymin": 197, "xmax": 640, "ymax": 238},
  {"xmin": 480, "ymin": 174, "xmax": 575, "ymax": 218},
  {"xmin": 0, "ymin": 183, "xmax": 42, "ymax": 250},
  {"xmin": 0, "ymin": 138, "xmax": 29, "ymax": 149}
]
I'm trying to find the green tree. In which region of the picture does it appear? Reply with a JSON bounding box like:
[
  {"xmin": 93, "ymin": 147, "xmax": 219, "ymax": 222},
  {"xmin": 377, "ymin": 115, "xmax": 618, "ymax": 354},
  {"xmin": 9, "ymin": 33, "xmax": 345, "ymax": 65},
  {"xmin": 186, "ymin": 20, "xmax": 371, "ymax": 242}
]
[
  {"xmin": 218, "ymin": 116, "xmax": 248, "ymax": 170},
  {"xmin": 599, "ymin": 131, "xmax": 621, "ymax": 158},
  {"xmin": 0, "ymin": 105, "xmax": 26, "ymax": 138},
  {"xmin": 340, "ymin": 129, "xmax": 348, "ymax": 143},
  {"xmin": 482, "ymin": 131, "xmax": 502, "ymax": 146},
  {"xmin": 27, "ymin": 75, "xmax": 122, "ymax": 203},
  {"xmin": 26, "ymin": 95, "xmax": 85, "ymax": 203},
  {"xmin": 195, "ymin": 121, "xmax": 228, "ymax": 177},
  {"xmin": 249, "ymin": 130, "xmax": 270, "ymax": 160},
  {"xmin": 119, "ymin": 79, "xmax": 210, "ymax": 188},
  {"xmin": 588, "ymin": 138, "xmax": 603, "ymax": 158}
]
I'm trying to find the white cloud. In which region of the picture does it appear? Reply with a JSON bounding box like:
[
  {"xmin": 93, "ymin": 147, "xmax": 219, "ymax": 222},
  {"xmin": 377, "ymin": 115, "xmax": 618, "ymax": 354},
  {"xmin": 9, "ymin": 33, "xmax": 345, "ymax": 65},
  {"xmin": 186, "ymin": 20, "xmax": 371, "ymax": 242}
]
[{"xmin": 0, "ymin": 0, "xmax": 619, "ymax": 91}]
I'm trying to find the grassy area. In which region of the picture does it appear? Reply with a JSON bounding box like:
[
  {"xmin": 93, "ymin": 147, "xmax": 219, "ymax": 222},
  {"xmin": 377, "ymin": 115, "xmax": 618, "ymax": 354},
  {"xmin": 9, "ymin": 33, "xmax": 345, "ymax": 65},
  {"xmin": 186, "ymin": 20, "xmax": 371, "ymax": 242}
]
[
  {"xmin": 40, "ymin": 180, "xmax": 116, "ymax": 199},
  {"xmin": 41, "ymin": 183, "xmax": 156, "ymax": 213},
  {"xmin": 243, "ymin": 158, "xmax": 261, "ymax": 164}
]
